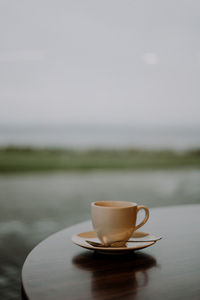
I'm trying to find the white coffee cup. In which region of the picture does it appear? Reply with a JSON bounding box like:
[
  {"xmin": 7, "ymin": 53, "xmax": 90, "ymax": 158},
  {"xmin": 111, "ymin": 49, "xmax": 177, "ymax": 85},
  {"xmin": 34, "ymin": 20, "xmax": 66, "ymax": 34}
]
[{"xmin": 91, "ymin": 201, "xmax": 149, "ymax": 246}]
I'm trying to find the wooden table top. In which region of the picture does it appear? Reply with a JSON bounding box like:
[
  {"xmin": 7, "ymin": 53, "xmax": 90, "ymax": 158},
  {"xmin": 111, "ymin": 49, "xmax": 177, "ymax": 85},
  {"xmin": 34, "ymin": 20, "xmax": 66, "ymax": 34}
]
[{"xmin": 21, "ymin": 205, "xmax": 200, "ymax": 300}]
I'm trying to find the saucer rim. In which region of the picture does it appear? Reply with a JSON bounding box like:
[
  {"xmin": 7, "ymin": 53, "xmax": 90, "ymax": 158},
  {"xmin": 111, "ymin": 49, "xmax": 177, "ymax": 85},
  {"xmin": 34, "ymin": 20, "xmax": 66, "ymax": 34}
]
[{"xmin": 72, "ymin": 230, "xmax": 156, "ymax": 252}]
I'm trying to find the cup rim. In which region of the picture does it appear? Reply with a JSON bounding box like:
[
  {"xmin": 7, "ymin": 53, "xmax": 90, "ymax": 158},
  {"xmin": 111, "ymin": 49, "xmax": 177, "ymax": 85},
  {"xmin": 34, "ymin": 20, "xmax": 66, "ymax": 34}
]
[{"xmin": 91, "ymin": 201, "xmax": 137, "ymax": 209}]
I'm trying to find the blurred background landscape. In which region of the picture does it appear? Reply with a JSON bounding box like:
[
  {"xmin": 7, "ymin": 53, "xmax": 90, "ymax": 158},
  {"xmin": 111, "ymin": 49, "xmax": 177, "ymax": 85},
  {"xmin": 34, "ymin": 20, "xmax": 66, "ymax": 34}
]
[{"xmin": 0, "ymin": 0, "xmax": 200, "ymax": 299}]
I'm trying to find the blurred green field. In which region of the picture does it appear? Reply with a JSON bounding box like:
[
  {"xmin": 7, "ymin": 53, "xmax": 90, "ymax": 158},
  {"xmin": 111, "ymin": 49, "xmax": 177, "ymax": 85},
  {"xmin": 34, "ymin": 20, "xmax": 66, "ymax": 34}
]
[{"xmin": 0, "ymin": 147, "xmax": 200, "ymax": 172}]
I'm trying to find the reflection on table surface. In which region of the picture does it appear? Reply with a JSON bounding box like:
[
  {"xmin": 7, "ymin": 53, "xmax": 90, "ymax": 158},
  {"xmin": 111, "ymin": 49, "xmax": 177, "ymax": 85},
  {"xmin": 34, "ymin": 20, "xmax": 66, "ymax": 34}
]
[{"xmin": 73, "ymin": 251, "xmax": 157, "ymax": 300}]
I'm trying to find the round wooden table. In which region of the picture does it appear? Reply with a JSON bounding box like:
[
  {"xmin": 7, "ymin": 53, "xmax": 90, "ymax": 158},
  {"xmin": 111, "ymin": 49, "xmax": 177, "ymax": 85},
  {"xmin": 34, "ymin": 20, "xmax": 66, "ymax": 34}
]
[{"xmin": 21, "ymin": 205, "xmax": 200, "ymax": 300}]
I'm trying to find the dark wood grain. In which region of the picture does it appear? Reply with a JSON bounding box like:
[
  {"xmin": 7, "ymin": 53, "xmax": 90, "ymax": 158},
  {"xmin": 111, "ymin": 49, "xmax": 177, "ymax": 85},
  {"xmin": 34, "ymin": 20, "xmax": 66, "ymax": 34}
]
[{"xmin": 21, "ymin": 205, "xmax": 200, "ymax": 300}]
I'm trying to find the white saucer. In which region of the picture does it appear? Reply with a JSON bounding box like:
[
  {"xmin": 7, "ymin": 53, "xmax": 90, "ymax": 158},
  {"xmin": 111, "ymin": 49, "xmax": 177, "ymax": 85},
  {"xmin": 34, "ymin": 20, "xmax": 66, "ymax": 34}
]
[{"xmin": 72, "ymin": 231, "xmax": 159, "ymax": 254}]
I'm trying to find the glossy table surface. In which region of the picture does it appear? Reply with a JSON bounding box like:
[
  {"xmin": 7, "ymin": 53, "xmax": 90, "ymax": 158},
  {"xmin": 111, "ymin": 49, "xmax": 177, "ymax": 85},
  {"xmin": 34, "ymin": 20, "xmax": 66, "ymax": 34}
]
[{"xmin": 21, "ymin": 205, "xmax": 200, "ymax": 300}]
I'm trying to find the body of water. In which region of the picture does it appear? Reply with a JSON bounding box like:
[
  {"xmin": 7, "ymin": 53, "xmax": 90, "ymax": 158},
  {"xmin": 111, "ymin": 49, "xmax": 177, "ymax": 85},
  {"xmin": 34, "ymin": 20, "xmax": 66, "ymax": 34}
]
[{"xmin": 0, "ymin": 125, "xmax": 200, "ymax": 150}]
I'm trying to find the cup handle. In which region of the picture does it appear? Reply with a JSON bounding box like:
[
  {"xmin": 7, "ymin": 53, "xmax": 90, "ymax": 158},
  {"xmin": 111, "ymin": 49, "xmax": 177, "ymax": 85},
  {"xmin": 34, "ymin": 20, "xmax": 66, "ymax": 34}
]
[{"xmin": 135, "ymin": 205, "xmax": 149, "ymax": 231}]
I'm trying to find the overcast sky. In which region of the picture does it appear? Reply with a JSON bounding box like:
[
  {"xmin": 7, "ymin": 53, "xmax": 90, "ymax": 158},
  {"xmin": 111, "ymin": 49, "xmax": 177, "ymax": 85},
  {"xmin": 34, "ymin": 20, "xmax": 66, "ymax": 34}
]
[{"xmin": 0, "ymin": 0, "xmax": 200, "ymax": 126}]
